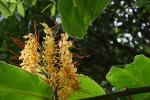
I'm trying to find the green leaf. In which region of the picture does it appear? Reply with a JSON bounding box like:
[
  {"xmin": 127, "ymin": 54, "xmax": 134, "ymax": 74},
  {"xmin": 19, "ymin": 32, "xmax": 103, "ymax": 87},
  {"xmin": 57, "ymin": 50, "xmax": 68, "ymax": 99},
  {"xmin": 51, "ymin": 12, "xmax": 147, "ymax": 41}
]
[
  {"xmin": 4, "ymin": 0, "xmax": 17, "ymax": 3},
  {"xmin": 0, "ymin": 0, "xmax": 12, "ymax": 18},
  {"xmin": 50, "ymin": 3, "xmax": 56, "ymax": 16},
  {"xmin": 106, "ymin": 55, "xmax": 150, "ymax": 100},
  {"xmin": 49, "ymin": 0, "xmax": 56, "ymax": 16},
  {"xmin": 0, "ymin": 61, "xmax": 53, "ymax": 100},
  {"xmin": 9, "ymin": 3, "xmax": 16, "ymax": 13},
  {"xmin": 67, "ymin": 75, "xmax": 106, "ymax": 100},
  {"xmin": 58, "ymin": 0, "xmax": 110, "ymax": 38},
  {"xmin": 32, "ymin": 0, "xmax": 37, "ymax": 6},
  {"xmin": 17, "ymin": 0, "xmax": 25, "ymax": 17}
]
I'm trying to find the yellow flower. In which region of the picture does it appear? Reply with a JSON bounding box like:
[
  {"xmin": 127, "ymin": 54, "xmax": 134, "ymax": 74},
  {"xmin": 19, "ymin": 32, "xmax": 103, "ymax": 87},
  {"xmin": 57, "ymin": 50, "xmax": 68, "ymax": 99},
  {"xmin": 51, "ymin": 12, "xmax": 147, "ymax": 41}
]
[
  {"xmin": 42, "ymin": 23, "xmax": 59, "ymax": 89},
  {"xmin": 57, "ymin": 33, "xmax": 79, "ymax": 100},
  {"xmin": 19, "ymin": 23, "xmax": 79, "ymax": 100},
  {"xmin": 19, "ymin": 33, "xmax": 40, "ymax": 73}
]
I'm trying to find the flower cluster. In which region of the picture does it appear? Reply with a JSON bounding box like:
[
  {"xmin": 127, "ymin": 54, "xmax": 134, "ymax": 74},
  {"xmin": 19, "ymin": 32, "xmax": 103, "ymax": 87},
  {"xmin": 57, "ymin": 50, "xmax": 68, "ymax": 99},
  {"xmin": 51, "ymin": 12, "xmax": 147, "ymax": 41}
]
[
  {"xmin": 19, "ymin": 33, "xmax": 40, "ymax": 73},
  {"xmin": 42, "ymin": 23, "xmax": 59, "ymax": 90},
  {"xmin": 57, "ymin": 33, "xmax": 78, "ymax": 99},
  {"xmin": 19, "ymin": 23, "xmax": 79, "ymax": 100}
]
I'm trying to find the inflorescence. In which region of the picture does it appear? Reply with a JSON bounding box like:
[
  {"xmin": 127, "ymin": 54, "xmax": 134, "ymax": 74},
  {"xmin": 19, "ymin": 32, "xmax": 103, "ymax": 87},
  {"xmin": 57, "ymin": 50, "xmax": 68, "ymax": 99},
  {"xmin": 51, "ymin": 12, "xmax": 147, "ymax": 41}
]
[{"xmin": 19, "ymin": 23, "xmax": 79, "ymax": 100}]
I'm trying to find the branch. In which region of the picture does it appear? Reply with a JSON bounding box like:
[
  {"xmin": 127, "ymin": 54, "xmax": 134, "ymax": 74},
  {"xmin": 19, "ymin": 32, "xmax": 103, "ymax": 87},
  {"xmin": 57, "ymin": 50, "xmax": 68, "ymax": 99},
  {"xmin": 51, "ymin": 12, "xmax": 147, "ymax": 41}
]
[{"xmin": 81, "ymin": 86, "xmax": 150, "ymax": 100}]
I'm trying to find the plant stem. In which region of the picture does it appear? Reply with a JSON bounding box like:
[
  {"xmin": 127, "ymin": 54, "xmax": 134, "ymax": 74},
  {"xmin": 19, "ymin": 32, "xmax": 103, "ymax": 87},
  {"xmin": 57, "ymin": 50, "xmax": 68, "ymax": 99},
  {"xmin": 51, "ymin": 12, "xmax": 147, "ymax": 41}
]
[{"xmin": 81, "ymin": 86, "xmax": 150, "ymax": 100}]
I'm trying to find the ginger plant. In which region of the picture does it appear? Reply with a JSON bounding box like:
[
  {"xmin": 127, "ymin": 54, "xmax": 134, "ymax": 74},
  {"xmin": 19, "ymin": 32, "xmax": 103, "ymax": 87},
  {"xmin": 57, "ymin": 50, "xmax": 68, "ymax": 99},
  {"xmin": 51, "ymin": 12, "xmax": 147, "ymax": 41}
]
[{"xmin": 19, "ymin": 23, "xmax": 79, "ymax": 100}]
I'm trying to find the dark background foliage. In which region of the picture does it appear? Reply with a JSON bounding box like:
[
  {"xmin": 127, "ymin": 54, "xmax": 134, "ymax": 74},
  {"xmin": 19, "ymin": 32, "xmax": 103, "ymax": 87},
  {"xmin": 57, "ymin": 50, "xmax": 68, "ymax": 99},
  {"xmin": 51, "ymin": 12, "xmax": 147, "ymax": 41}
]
[
  {"xmin": 0, "ymin": 0, "xmax": 150, "ymax": 91},
  {"xmin": 75, "ymin": 0, "xmax": 150, "ymax": 86}
]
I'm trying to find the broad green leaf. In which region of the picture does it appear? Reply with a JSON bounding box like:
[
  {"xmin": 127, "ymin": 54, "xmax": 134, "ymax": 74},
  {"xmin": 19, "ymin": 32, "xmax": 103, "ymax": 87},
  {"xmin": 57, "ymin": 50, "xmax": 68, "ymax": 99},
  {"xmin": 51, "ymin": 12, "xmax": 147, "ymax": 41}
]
[
  {"xmin": 0, "ymin": 61, "xmax": 53, "ymax": 100},
  {"xmin": 0, "ymin": 0, "xmax": 12, "ymax": 18},
  {"xmin": 67, "ymin": 75, "xmax": 106, "ymax": 100},
  {"xmin": 58, "ymin": 0, "xmax": 110, "ymax": 38},
  {"xmin": 9, "ymin": 3, "xmax": 16, "ymax": 13},
  {"xmin": 17, "ymin": 0, "xmax": 25, "ymax": 17},
  {"xmin": 106, "ymin": 55, "xmax": 150, "ymax": 100}
]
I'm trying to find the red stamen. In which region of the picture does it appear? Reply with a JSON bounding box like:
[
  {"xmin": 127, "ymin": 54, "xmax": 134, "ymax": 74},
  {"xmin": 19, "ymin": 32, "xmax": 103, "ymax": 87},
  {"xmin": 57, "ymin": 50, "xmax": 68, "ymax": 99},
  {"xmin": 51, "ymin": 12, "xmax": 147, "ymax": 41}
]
[
  {"xmin": 72, "ymin": 54, "xmax": 90, "ymax": 59},
  {"xmin": 75, "ymin": 47, "xmax": 82, "ymax": 51},
  {"xmin": 11, "ymin": 37, "xmax": 25, "ymax": 49}
]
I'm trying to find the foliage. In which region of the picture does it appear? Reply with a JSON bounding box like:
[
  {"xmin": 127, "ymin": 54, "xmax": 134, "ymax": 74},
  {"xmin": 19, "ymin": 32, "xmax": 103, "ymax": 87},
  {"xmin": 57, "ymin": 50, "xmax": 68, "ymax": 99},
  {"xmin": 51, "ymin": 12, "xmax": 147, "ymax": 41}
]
[
  {"xmin": 107, "ymin": 55, "xmax": 150, "ymax": 100},
  {"xmin": 0, "ymin": 0, "xmax": 38, "ymax": 17},
  {"xmin": 0, "ymin": 61, "xmax": 53, "ymax": 100},
  {"xmin": 67, "ymin": 75, "xmax": 105, "ymax": 100},
  {"xmin": 0, "ymin": 23, "xmax": 106, "ymax": 100},
  {"xmin": 0, "ymin": 0, "xmax": 11, "ymax": 18},
  {"xmin": 136, "ymin": 0, "xmax": 149, "ymax": 8},
  {"xmin": 58, "ymin": 0, "xmax": 110, "ymax": 38},
  {"xmin": 1, "ymin": 57, "xmax": 149, "ymax": 100},
  {"xmin": 0, "ymin": 0, "xmax": 150, "ymax": 100},
  {"xmin": 74, "ymin": 0, "xmax": 150, "ymax": 84},
  {"xmin": 0, "ymin": 0, "xmax": 55, "ymax": 63},
  {"xmin": 17, "ymin": 0, "xmax": 25, "ymax": 17},
  {"xmin": 0, "ymin": 61, "xmax": 106, "ymax": 100}
]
